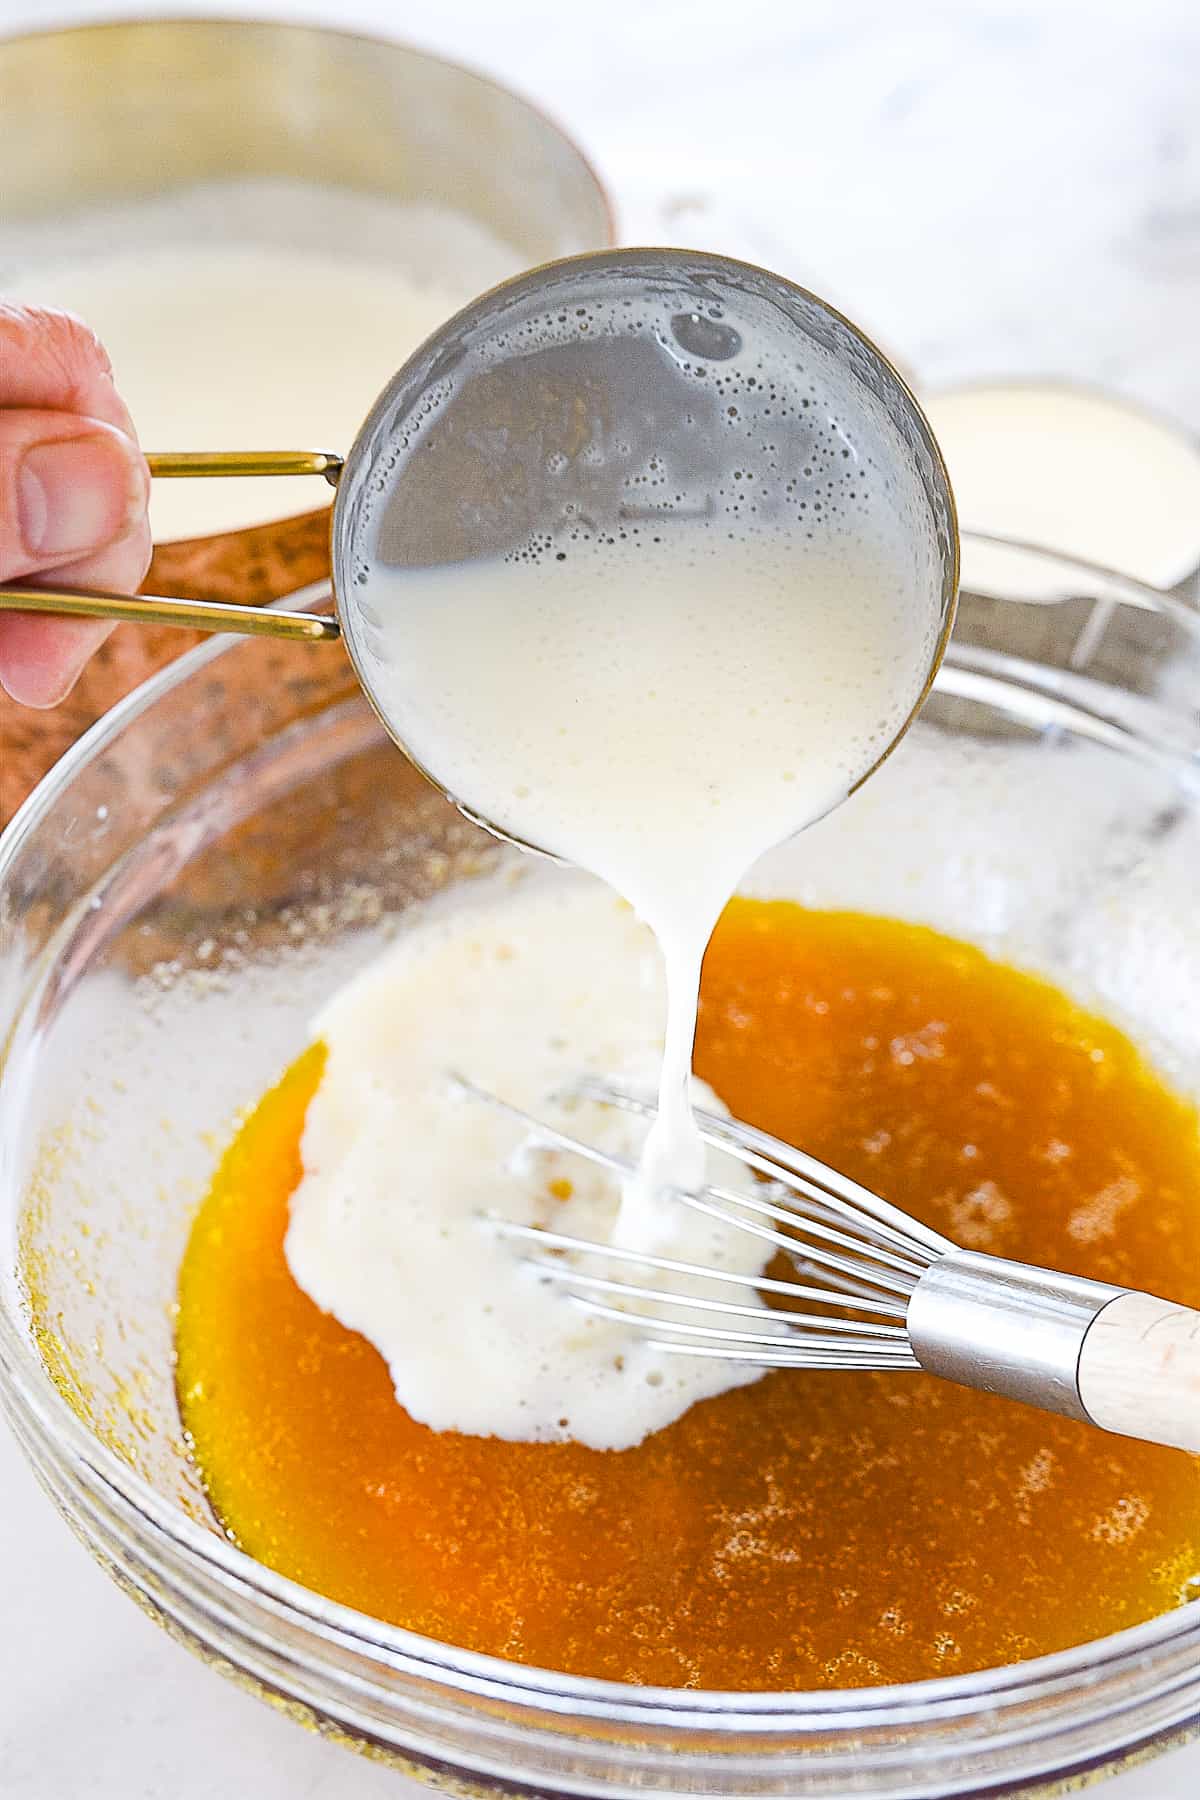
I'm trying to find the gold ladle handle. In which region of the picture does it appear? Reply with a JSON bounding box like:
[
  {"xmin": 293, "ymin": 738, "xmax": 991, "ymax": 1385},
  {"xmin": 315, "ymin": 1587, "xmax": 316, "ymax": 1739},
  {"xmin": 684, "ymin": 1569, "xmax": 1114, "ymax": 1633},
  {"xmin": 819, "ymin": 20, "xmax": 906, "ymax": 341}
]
[
  {"xmin": 146, "ymin": 449, "xmax": 344, "ymax": 484},
  {"xmin": 0, "ymin": 449, "xmax": 344, "ymax": 642},
  {"xmin": 0, "ymin": 585, "xmax": 338, "ymax": 641}
]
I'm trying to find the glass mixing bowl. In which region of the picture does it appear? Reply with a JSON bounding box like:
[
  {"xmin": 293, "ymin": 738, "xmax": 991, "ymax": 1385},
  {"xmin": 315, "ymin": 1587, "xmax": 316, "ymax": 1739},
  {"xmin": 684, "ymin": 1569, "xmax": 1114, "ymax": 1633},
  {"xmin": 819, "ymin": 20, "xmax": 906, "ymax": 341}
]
[{"xmin": 2, "ymin": 564, "xmax": 1200, "ymax": 1798}]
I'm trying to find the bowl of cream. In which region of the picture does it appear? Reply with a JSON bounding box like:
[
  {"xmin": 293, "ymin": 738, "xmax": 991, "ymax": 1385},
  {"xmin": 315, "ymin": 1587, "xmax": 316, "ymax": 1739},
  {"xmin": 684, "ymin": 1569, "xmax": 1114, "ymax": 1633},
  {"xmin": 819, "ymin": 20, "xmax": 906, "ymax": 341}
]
[{"xmin": 0, "ymin": 15, "xmax": 612, "ymax": 542}]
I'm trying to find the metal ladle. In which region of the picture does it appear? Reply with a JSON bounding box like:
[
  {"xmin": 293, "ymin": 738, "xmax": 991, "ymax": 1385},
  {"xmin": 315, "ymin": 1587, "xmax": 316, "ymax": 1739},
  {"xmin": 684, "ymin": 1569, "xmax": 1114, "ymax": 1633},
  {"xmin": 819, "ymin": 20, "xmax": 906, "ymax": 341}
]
[{"xmin": 1, "ymin": 250, "xmax": 960, "ymax": 839}]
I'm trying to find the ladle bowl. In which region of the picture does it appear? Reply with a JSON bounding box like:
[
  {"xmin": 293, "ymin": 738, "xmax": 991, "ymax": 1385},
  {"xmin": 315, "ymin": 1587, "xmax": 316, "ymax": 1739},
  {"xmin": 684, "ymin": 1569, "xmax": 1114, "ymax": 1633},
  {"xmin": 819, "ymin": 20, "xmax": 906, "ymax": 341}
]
[{"xmin": 2, "ymin": 249, "xmax": 960, "ymax": 855}]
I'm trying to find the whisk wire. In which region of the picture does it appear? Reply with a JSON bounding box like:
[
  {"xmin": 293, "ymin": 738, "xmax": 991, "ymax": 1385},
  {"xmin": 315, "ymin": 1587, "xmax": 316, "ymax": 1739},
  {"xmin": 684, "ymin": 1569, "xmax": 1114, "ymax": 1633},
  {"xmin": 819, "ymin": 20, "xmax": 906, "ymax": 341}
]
[
  {"xmin": 652, "ymin": 1347, "xmax": 917, "ymax": 1370},
  {"xmin": 531, "ymin": 1263, "xmax": 911, "ymax": 1337},
  {"xmin": 673, "ymin": 1187, "xmax": 918, "ymax": 1298},
  {"xmin": 492, "ymin": 1217, "xmax": 910, "ymax": 1320},
  {"xmin": 573, "ymin": 1297, "xmax": 915, "ymax": 1357},
  {"xmin": 701, "ymin": 1180, "xmax": 931, "ymax": 1278},
  {"xmin": 574, "ymin": 1079, "xmax": 953, "ymax": 1259}
]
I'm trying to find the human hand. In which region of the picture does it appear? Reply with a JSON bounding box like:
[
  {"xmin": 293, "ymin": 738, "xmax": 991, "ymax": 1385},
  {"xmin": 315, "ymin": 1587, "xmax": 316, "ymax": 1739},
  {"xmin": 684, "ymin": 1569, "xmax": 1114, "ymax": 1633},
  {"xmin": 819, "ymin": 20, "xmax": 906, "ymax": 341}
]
[{"xmin": 0, "ymin": 304, "xmax": 151, "ymax": 706}]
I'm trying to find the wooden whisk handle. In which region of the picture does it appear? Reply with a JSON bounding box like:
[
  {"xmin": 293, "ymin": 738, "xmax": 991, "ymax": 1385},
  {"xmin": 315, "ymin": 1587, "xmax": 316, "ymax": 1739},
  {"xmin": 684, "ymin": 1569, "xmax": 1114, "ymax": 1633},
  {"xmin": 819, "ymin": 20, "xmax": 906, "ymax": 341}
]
[
  {"xmin": 907, "ymin": 1251, "xmax": 1199, "ymax": 1453},
  {"xmin": 1078, "ymin": 1292, "xmax": 1200, "ymax": 1454}
]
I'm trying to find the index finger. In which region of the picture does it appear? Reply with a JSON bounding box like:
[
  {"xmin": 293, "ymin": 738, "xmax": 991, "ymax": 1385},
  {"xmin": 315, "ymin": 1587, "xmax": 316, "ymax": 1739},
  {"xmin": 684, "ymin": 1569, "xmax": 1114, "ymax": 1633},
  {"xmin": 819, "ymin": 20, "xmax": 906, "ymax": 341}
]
[{"xmin": 0, "ymin": 303, "xmax": 139, "ymax": 440}]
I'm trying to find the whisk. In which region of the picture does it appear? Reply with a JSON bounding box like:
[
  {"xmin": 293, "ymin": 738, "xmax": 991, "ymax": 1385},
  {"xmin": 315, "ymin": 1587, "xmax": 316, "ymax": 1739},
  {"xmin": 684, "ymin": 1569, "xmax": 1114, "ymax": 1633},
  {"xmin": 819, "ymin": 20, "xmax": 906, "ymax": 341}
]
[{"xmin": 468, "ymin": 1079, "xmax": 1200, "ymax": 1455}]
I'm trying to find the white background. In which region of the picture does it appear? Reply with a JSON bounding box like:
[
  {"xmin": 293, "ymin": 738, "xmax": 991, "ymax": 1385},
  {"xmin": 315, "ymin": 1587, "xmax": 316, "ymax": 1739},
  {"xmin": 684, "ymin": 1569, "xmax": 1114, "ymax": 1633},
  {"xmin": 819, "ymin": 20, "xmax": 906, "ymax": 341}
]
[{"xmin": 3, "ymin": 1, "xmax": 1200, "ymax": 1795}]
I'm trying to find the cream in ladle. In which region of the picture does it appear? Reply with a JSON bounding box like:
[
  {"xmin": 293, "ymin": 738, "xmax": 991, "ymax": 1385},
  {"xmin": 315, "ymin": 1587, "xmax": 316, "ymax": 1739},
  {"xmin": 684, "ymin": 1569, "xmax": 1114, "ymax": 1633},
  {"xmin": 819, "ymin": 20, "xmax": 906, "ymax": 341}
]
[{"xmin": 338, "ymin": 252, "xmax": 957, "ymax": 1251}]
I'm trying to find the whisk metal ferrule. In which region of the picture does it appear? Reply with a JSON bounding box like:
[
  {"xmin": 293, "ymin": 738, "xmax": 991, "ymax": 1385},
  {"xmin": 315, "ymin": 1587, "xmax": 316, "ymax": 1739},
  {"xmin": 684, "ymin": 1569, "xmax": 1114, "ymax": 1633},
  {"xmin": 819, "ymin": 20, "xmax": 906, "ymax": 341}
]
[{"xmin": 906, "ymin": 1251, "xmax": 1125, "ymax": 1425}]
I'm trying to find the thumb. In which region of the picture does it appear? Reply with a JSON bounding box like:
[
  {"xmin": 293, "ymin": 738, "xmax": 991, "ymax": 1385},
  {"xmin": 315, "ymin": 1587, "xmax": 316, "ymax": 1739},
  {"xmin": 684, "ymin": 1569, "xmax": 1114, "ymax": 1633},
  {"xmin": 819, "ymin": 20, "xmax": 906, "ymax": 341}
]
[{"xmin": 0, "ymin": 409, "xmax": 148, "ymax": 582}]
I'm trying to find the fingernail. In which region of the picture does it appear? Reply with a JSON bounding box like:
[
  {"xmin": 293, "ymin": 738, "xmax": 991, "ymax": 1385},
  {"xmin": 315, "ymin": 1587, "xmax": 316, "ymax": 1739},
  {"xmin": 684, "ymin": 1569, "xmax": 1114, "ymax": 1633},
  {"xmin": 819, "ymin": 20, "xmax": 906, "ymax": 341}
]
[{"xmin": 18, "ymin": 433, "xmax": 140, "ymax": 559}]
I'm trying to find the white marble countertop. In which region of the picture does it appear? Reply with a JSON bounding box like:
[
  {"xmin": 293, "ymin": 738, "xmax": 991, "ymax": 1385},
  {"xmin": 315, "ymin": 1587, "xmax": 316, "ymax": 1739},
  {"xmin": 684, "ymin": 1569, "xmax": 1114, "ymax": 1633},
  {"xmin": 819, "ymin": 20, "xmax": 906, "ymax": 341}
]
[{"xmin": 3, "ymin": 1, "xmax": 1200, "ymax": 1794}]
